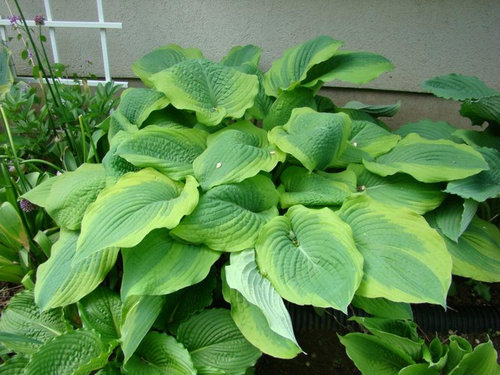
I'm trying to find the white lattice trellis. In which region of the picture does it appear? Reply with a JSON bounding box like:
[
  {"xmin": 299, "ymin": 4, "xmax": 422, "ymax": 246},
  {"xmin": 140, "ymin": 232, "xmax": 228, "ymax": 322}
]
[{"xmin": 0, "ymin": 0, "xmax": 127, "ymax": 87}]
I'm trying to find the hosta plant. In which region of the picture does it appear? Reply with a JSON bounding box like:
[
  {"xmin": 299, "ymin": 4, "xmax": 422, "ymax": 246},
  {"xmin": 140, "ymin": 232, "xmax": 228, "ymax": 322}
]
[{"xmin": 0, "ymin": 35, "xmax": 499, "ymax": 373}]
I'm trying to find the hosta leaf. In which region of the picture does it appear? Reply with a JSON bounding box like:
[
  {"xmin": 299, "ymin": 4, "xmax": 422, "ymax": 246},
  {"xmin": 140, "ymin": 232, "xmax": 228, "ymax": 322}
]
[
  {"xmin": 0, "ymin": 290, "xmax": 67, "ymax": 354},
  {"xmin": 0, "ymin": 356, "xmax": 28, "ymax": 374},
  {"xmin": 171, "ymin": 175, "xmax": 279, "ymax": 252},
  {"xmin": 348, "ymin": 164, "xmax": 445, "ymax": 215},
  {"xmin": 78, "ymin": 287, "xmax": 121, "ymax": 343},
  {"xmin": 121, "ymin": 295, "xmax": 165, "ymax": 362},
  {"xmin": 339, "ymin": 333, "xmax": 414, "ymax": 374},
  {"xmin": 434, "ymin": 196, "xmax": 478, "ymax": 242},
  {"xmin": 363, "ymin": 133, "xmax": 489, "ymax": 183},
  {"xmin": 244, "ymin": 65, "xmax": 274, "ymax": 120},
  {"xmin": 262, "ymin": 87, "xmax": 317, "ymax": 130},
  {"xmin": 278, "ymin": 166, "xmax": 356, "ymax": 208},
  {"xmin": 303, "ymin": 50, "xmax": 394, "ymax": 87},
  {"xmin": 452, "ymin": 129, "xmax": 500, "ymax": 150},
  {"xmin": 421, "ymin": 73, "xmax": 499, "ymax": 101},
  {"xmin": 193, "ymin": 120, "xmax": 285, "ymax": 190},
  {"xmin": 268, "ymin": 107, "xmax": 351, "ymax": 171},
  {"xmin": 222, "ymin": 271, "xmax": 301, "ymax": 359},
  {"xmin": 132, "ymin": 44, "xmax": 203, "ymax": 86},
  {"xmin": 448, "ymin": 340, "xmax": 500, "ymax": 375},
  {"xmin": 102, "ymin": 131, "xmax": 140, "ymax": 181},
  {"xmin": 262, "ymin": 35, "xmax": 343, "ymax": 96},
  {"xmin": 115, "ymin": 125, "xmax": 208, "ymax": 180},
  {"xmin": 445, "ymin": 147, "xmax": 500, "ymax": 201},
  {"xmin": 152, "ymin": 58, "xmax": 259, "ymax": 126},
  {"xmin": 255, "ymin": 205, "xmax": 363, "ymax": 312},
  {"xmin": 177, "ymin": 309, "xmax": 261, "ymax": 375},
  {"xmin": 35, "ymin": 230, "xmax": 118, "ymax": 311},
  {"xmin": 25, "ymin": 329, "xmax": 113, "ymax": 375},
  {"xmin": 440, "ymin": 217, "xmax": 500, "ymax": 282},
  {"xmin": 399, "ymin": 364, "xmax": 439, "ymax": 374},
  {"xmin": 460, "ymin": 95, "xmax": 500, "ymax": 125},
  {"xmin": 352, "ymin": 295, "xmax": 413, "ymax": 320},
  {"xmin": 339, "ymin": 195, "xmax": 452, "ymax": 306},
  {"xmin": 116, "ymin": 88, "xmax": 170, "ymax": 127},
  {"xmin": 43, "ymin": 164, "xmax": 106, "ymax": 230},
  {"xmin": 395, "ymin": 120, "xmax": 456, "ymax": 140},
  {"xmin": 76, "ymin": 169, "xmax": 199, "ymax": 260},
  {"xmin": 220, "ymin": 45, "xmax": 261, "ymax": 68},
  {"xmin": 108, "ymin": 111, "xmax": 139, "ymax": 141},
  {"xmin": 19, "ymin": 177, "xmax": 55, "ymax": 208},
  {"xmin": 349, "ymin": 120, "xmax": 400, "ymax": 157},
  {"xmin": 0, "ymin": 202, "xmax": 28, "ymax": 249},
  {"xmin": 125, "ymin": 332, "xmax": 196, "ymax": 375},
  {"xmin": 121, "ymin": 229, "xmax": 220, "ymax": 299},
  {"xmin": 442, "ymin": 336, "xmax": 472, "ymax": 374},
  {"xmin": 224, "ymin": 250, "xmax": 300, "ymax": 357},
  {"xmin": 343, "ymin": 100, "xmax": 401, "ymax": 118}
]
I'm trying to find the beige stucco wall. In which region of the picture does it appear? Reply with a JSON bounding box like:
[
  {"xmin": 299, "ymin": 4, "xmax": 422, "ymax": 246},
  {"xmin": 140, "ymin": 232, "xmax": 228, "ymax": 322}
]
[{"xmin": 1, "ymin": 0, "xmax": 499, "ymax": 126}]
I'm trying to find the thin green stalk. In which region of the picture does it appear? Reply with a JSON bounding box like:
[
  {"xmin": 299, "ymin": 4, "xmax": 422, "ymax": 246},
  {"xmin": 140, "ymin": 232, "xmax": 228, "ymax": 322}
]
[
  {"xmin": 81, "ymin": 115, "xmax": 100, "ymax": 163},
  {"xmin": 78, "ymin": 115, "xmax": 88, "ymax": 162},
  {"xmin": 19, "ymin": 159, "xmax": 62, "ymax": 173},
  {"xmin": 0, "ymin": 105, "xmax": 30, "ymax": 191}
]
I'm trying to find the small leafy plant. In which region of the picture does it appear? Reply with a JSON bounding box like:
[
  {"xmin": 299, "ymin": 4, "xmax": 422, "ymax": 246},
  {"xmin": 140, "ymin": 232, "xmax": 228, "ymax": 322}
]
[{"xmin": 0, "ymin": 35, "xmax": 499, "ymax": 373}]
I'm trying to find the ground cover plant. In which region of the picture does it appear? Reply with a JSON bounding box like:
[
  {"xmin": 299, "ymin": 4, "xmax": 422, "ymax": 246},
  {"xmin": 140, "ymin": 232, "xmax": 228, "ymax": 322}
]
[{"xmin": 0, "ymin": 34, "xmax": 499, "ymax": 374}]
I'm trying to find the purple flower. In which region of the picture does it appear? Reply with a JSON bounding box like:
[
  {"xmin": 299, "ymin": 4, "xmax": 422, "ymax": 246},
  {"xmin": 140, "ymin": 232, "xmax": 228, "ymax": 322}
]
[
  {"xmin": 19, "ymin": 198, "xmax": 36, "ymax": 213},
  {"xmin": 8, "ymin": 15, "xmax": 21, "ymax": 27},
  {"xmin": 34, "ymin": 14, "xmax": 45, "ymax": 26},
  {"xmin": 27, "ymin": 50, "xmax": 34, "ymax": 59}
]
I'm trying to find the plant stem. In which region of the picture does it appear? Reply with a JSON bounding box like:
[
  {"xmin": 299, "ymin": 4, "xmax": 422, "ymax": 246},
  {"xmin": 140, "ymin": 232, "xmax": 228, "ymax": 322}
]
[
  {"xmin": 80, "ymin": 115, "xmax": 100, "ymax": 163},
  {"xmin": 78, "ymin": 115, "xmax": 88, "ymax": 162},
  {"xmin": 19, "ymin": 159, "xmax": 63, "ymax": 173}
]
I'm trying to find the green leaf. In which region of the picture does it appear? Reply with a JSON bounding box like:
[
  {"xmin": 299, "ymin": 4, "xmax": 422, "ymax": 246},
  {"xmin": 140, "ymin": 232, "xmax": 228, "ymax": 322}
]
[
  {"xmin": 278, "ymin": 166, "xmax": 356, "ymax": 208},
  {"xmin": 262, "ymin": 87, "xmax": 317, "ymax": 130},
  {"xmin": 102, "ymin": 131, "xmax": 141, "ymax": 180},
  {"xmin": 152, "ymin": 58, "xmax": 259, "ymax": 126},
  {"xmin": 0, "ymin": 202, "xmax": 28, "ymax": 249},
  {"xmin": 43, "ymin": 164, "xmax": 106, "ymax": 230},
  {"xmin": 460, "ymin": 95, "xmax": 500, "ymax": 125},
  {"xmin": 398, "ymin": 364, "xmax": 439, "ymax": 374},
  {"xmin": 19, "ymin": 177, "xmax": 55, "ymax": 209},
  {"xmin": 440, "ymin": 217, "xmax": 500, "ymax": 282},
  {"xmin": 115, "ymin": 125, "xmax": 208, "ymax": 180},
  {"xmin": 363, "ymin": 133, "xmax": 489, "ymax": 183},
  {"xmin": 442, "ymin": 335, "xmax": 472, "ymax": 374},
  {"xmin": 445, "ymin": 147, "xmax": 500, "ymax": 201},
  {"xmin": 339, "ymin": 333, "xmax": 414, "ymax": 374},
  {"xmin": 434, "ymin": 196, "xmax": 478, "ymax": 242},
  {"xmin": 125, "ymin": 332, "xmax": 197, "ymax": 375},
  {"xmin": 0, "ymin": 356, "xmax": 29, "ymax": 374},
  {"xmin": 394, "ymin": 120, "xmax": 456, "ymax": 140},
  {"xmin": 421, "ymin": 73, "xmax": 499, "ymax": 101},
  {"xmin": 244, "ymin": 65, "xmax": 274, "ymax": 120},
  {"xmin": 121, "ymin": 229, "xmax": 220, "ymax": 299},
  {"xmin": 262, "ymin": 35, "xmax": 343, "ymax": 96},
  {"xmin": 132, "ymin": 44, "xmax": 203, "ymax": 86},
  {"xmin": 35, "ymin": 230, "xmax": 118, "ymax": 311},
  {"xmin": 121, "ymin": 295, "xmax": 165, "ymax": 363},
  {"xmin": 177, "ymin": 309, "xmax": 261, "ymax": 375},
  {"xmin": 268, "ymin": 107, "xmax": 351, "ymax": 171},
  {"xmin": 343, "ymin": 100, "xmax": 401, "ymax": 117},
  {"xmin": 352, "ymin": 296, "xmax": 413, "ymax": 320},
  {"xmin": 193, "ymin": 120, "xmax": 285, "ymax": 190},
  {"xmin": 256, "ymin": 205, "xmax": 363, "ymax": 312},
  {"xmin": 339, "ymin": 195, "xmax": 452, "ymax": 306},
  {"xmin": 449, "ymin": 340, "xmax": 500, "ymax": 375},
  {"xmin": 78, "ymin": 287, "xmax": 121, "ymax": 343},
  {"xmin": 115, "ymin": 88, "xmax": 170, "ymax": 127},
  {"xmin": 25, "ymin": 329, "xmax": 113, "ymax": 375},
  {"xmin": 224, "ymin": 250, "xmax": 301, "ymax": 358},
  {"xmin": 171, "ymin": 175, "xmax": 279, "ymax": 252},
  {"xmin": 452, "ymin": 129, "xmax": 500, "ymax": 150},
  {"xmin": 0, "ymin": 290, "xmax": 67, "ymax": 354},
  {"xmin": 348, "ymin": 164, "xmax": 445, "ymax": 215},
  {"xmin": 303, "ymin": 50, "xmax": 394, "ymax": 88},
  {"xmin": 76, "ymin": 169, "xmax": 199, "ymax": 260},
  {"xmin": 349, "ymin": 120, "xmax": 400, "ymax": 158},
  {"xmin": 220, "ymin": 45, "xmax": 261, "ymax": 68}
]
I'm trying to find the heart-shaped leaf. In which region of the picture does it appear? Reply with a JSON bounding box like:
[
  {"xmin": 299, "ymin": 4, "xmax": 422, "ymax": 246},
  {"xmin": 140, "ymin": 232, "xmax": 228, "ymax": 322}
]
[
  {"xmin": 421, "ymin": 73, "xmax": 499, "ymax": 101},
  {"xmin": 171, "ymin": 175, "xmax": 279, "ymax": 252},
  {"xmin": 395, "ymin": 120, "xmax": 456, "ymax": 140},
  {"xmin": 434, "ymin": 196, "xmax": 478, "ymax": 242},
  {"xmin": 339, "ymin": 195, "xmax": 452, "ymax": 306},
  {"xmin": 121, "ymin": 229, "xmax": 220, "ymax": 299},
  {"xmin": 151, "ymin": 58, "xmax": 259, "ymax": 126},
  {"xmin": 115, "ymin": 88, "xmax": 170, "ymax": 127},
  {"xmin": 255, "ymin": 205, "xmax": 363, "ymax": 312},
  {"xmin": 268, "ymin": 107, "xmax": 351, "ymax": 171},
  {"xmin": 193, "ymin": 120, "xmax": 285, "ymax": 190},
  {"xmin": 76, "ymin": 169, "xmax": 199, "ymax": 260},
  {"xmin": 220, "ymin": 45, "xmax": 261, "ymax": 68},
  {"xmin": 35, "ymin": 230, "xmax": 118, "ymax": 311}
]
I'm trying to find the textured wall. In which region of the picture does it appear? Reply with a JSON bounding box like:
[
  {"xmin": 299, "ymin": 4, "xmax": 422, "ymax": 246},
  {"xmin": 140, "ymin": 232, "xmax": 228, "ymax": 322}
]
[{"xmin": 2, "ymin": 0, "xmax": 499, "ymax": 93}]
